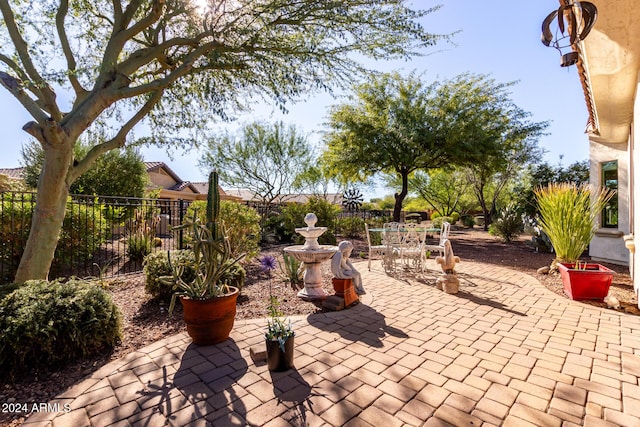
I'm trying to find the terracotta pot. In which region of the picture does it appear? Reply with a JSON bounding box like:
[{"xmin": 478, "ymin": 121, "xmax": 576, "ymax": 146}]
[
  {"xmin": 266, "ymin": 335, "xmax": 295, "ymax": 372},
  {"xmin": 558, "ymin": 263, "xmax": 614, "ymax": 301},
  {"xmin": 181, "ymin": 286, "xmax": 239, "ymax": 345}
]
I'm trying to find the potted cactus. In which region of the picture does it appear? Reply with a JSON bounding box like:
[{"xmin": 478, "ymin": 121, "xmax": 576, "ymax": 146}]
[{"xmin": 161, "ymin": 170, "xmax": 245, "ymax": 345}]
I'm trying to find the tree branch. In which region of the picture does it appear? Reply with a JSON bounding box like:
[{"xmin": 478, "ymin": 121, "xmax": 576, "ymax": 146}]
[
  {"xmin": 0, "ymin": 71, "xmax": 49, "ymax": 124},
  {"xmin": 56, "ymin": 0, "xmax": 89, "ymax": 100},
  {"xmin": 0, "ymin": 0, "xmax": 60, "ymax": 119},
  {"xmin": 70, "ymin": 90, "xmax": 163, "ymax": 181}
]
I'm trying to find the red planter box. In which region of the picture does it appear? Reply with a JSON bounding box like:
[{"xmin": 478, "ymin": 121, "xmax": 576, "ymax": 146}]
[{"xmin": 558, "ymin": 263, "xmax": 614, "ymax": 301}]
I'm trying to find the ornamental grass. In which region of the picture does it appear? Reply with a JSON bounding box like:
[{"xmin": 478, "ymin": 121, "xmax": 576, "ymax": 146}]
[{"xmin": 535, "ymin": 182, "xmax": 614, "ymax": 265}]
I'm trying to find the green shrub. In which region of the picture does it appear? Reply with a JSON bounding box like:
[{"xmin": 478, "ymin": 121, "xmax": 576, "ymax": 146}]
[
  {"xmin": 460, "ymin": 214, "xmax": 475, "ymax": 228},
  {"xmin": 144, "ymin": 250, "xmax": 196, "ymax": 300},
  {"xmin": 0, "ymin": 278, "xmax": 122, "ymax": 374},
  {"xmin": 124, "ymin": 209, "xmax": 160, "ymax": 261},
  {"xmin": 185, "ymin": 200, "xmax": 261, "ymax": 260},
  {"xmin": 143, "ymin": 249, "xmax": 246, "ymax": 300},
  {"xmin": 488, "ymin": 205, "xmax": 523, "ymax": 243},
  {"xmin": 336, "ymin": 216, "xmax": 364, "ymax": 238},
  {"xmin": 0, "ymin": 194, "xmax": 108, "ymax": 281},
  {"xmin": 432, "ymin": 216, "xmax": 454, "ymax": 228},
  {"xmin": 451, "ymin": 212, "xmax": 460, "ymax": 223},
  {"xmin": 0, "ymin": 193, "xmax": 34, "ymax": 282},
  {"xmin": 281, "ymin": 197, "xmax": 340, "ymax": 244}
]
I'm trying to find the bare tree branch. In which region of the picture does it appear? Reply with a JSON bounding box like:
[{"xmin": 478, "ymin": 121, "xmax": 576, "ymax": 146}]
[
  {"xmin": 70, "ymin": 90, "xmax": 162, "ymax": 181},
  {"xmin": 56, "ymin": 0, "xmax": 89, "ymax": 101},
  {"xmin": 0, "ymin": 0, "xmax": 60, "ymax": 119},
  {"xmin": 0, "ymin": 71, "xmax": 49, "ymax": 124}
]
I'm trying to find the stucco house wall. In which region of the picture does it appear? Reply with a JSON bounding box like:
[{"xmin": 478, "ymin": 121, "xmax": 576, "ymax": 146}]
[{"xmin": 589, "ymin": 139, "xmax": 630, "ymax": 265}]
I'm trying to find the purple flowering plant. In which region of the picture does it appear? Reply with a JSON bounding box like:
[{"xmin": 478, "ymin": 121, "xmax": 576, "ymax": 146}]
[{"xmin": 260, "ymin": 255, "xmax": 294, "ymax": 350}]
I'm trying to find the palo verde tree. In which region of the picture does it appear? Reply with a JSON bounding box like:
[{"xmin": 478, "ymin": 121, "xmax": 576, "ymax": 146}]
[
  {"xmin": 410, "ymin": 170, "xmax": 475, "ymax": 217},
  {"xmin": 0, "ymin": 0, "xmax": 447, "ymax": 283},
  {"xmin": 200, "ymin": 121, "xmax": 313, "ymax": 205}
]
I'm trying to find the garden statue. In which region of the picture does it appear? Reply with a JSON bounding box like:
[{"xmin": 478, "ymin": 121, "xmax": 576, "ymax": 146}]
[
  {"xmin": 435, "ymin": 239, "xmax": 460, "ymax": 294},
  {"xmin": 331, "ymin": 241, "xmax": 366, "ymax": 295}
]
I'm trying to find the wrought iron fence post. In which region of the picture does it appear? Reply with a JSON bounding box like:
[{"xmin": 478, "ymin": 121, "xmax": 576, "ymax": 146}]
[{"xmin": 179, "ymin": 199, "xmax": 185, "ymax": 249}]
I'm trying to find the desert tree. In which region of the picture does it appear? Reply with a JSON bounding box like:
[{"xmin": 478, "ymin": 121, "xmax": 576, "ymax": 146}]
[
  {"xmin": 322, "ymin": 72, "xmax": 543, "ymax": 222},
  {"xmin": 410, "ymin": 170, "xmax": 474, "ymax": 217},
  {"xmin": 21, "ymin": 135, "xmax": 148, "ymax": 198},
  {"xmin": 200, "ymin": 121, "xmax": 313, "ymax": 204},
  {"xmin": 0, "ymin": 0, "xmax": 447, "ymax": 282}
]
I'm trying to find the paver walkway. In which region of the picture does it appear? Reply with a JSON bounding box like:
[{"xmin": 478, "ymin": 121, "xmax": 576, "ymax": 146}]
[{"xmin": 22, "ymin": 260, "xmax": 640, "ymax": 426}]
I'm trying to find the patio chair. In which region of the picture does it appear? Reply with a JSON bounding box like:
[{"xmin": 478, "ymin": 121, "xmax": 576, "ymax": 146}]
[
  {"xmin": 399, "ymin": 223, "xmax": 428, "ymax": 272},
  {"xmin": 382, "ymin": 222, "xmax": 402, "ymax": 272},
  {"xmin": 423, "ymin": 221, "xmax": 450, "ymax": 258},
  {"xmin": 365, "ymin": 223, "xmax": 387, "ymax": 271}
]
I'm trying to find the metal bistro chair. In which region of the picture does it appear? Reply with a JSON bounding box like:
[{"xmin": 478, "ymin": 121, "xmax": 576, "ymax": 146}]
[
  {"xmin": 423, "ymin": 221, "xmax": 451, "ymax": 258},
  {"xmin": 399, "ymin": 223, "xmax": 428, "ymax": 272},
  {"xmin": 365, "ymin": 223, "xmax": 387, "ymax": 271},
  {"xmin": 382, "ymin": 222, "xmax": 402, "ymax": 272}
]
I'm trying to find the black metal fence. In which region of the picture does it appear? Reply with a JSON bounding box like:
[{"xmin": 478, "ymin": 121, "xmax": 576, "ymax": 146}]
[
  {"xmin": 0, "ymin": 189, "xmax": 409, "ymax": 282},
  {"xmin": 0, "ymin": 191, "xmax": 191, "ymax": 282}
]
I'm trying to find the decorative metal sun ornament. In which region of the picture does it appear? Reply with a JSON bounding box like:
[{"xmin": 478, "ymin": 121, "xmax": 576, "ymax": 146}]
[
  {"xmin": 342, "ymin": 188, "xmax": 363, "ymax": 212},
  {"xmin": 541, "ymin": 1, "xmax": 598, "ymax": 67}
]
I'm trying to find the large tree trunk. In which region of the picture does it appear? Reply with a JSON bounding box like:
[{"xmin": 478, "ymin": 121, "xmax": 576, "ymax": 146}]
[
  {"xmin": 392, "ymin": 172, "xmax": 409, "ymax": 222},
  {"xmin": 14, "ymin": 138, "xmax": 73, "ymax": 283}
]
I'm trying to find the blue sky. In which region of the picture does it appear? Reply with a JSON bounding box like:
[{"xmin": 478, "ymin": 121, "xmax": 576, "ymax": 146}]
[{"xmin": 1, "ymin": 1, "xmax": 588, "ymax": 199}]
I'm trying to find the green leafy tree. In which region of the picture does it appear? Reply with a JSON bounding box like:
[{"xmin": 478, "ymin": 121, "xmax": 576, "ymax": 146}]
[
  {"xmin": 21, "ymin": 137, "xmax": 148, "ymax": 197},
  {"xmin": 409, "ymin": 170, "xmax": 475, "ymax": 217},
  {"xmin": 200, "ymin": 121, "xmax": 313, "ymax": 205},
  {"xmin": 0, "ymin": 0, "xmax": 447, "ymax": 283},
  {"xmin": 324, "ymin": 72, "xmax": 472, "ymax": 222},
  {"xmin": 323, "ymin": 72, "xmax": 545, "ymax": 223},
  {"xmin": 447, "ymin": 74, "xmax": 548, "ymax": 229},
  {"xmin": 515, "ymin": 159, "xmax": 589, "ymax": 217},
  {"xmin": 294, "ymin": 164, "xmax": 339, "ymax": 199}
]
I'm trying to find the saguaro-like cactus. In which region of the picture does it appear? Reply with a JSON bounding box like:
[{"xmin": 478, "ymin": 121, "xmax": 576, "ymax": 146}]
[{"xmin": 207, "ymin": 170, "xmax": 220, "ymax": 239}]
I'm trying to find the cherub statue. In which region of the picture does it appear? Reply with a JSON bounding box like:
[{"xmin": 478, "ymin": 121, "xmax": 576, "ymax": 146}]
[{"xmin": 331, "ymin": 241, "xmax": 366, "ymax": 295}]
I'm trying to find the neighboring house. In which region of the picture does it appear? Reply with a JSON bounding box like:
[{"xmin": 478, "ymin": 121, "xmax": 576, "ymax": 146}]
[
  {"xmin": 221, "ymin": 188, "xmax": 343, "ymax": 206},
  {"xmin": 0, "ymin": 167, "xmax": 25, "ymax": 181},
  {"xmin": 0, "ymin": 162, "xmax": 237, "ymax": 202},
  {"xmin": 146, "ymin": 161, "xmax": 240, "ymax": 202},
  {"xmin": 559, "ymin": 1, "xmax": 639, "ymax": 302},
  {"xmin": 145, "ymin": 161, "xmax": 202, "ymax": 201}
]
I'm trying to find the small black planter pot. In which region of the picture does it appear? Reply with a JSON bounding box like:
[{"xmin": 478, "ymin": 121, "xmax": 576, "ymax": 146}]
[{"xmin": 265, "ymin": 335, "xmax": 295, "ymax": 372}]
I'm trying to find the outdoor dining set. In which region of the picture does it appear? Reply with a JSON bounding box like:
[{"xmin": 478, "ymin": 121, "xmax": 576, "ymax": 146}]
[{"xmin": 365, "ymin": 221, "xmax": 451, "ymax": 275}]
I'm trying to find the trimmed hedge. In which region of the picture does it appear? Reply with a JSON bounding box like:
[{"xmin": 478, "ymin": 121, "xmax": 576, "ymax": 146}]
[{"xmin": 0, "ymin": 279, "xmax": 122, "ymax": 373}]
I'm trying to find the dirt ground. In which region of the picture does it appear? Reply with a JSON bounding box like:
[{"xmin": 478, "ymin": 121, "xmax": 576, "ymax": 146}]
[{"xmin": 1, "ymin": 227, "xmax": 637, "ymax": 426}]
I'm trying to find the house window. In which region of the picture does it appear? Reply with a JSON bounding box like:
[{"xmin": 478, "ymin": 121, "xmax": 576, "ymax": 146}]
[{"xmin": 602, "ymin": 161, "xmax": 618, "ymax": 228}]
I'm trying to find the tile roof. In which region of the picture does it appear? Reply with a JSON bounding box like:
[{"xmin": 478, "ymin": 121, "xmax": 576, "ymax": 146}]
[{"xmin": 0, "ymin": 167, "xmax": 25, "ymax": 179}]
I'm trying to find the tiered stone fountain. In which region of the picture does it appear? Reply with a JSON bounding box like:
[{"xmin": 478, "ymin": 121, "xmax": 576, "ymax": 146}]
[{"xmin": 284, "ymin": 213, "xmax": 338, "ymax": 300}]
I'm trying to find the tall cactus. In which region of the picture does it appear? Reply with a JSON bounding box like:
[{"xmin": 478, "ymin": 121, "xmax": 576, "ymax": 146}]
[{"xmin": 207, "ymin": 170, "xmax": 220, "ymax": 240}]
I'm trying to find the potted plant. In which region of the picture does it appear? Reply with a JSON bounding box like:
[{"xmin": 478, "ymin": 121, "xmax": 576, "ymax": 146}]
[
  {"xmin": 161, "ymin": 171, "xmax": 245, "ymax": 345},
  {"xmin": 557, "ymin": 261, "xmax": 615, "ymax": 301},
  {"xmin": 535, "ymin": 183, "xmax": 615, "ymax": 301},
  {"xmin": 260, "ymin": 255, "xmax": 295, "ymax": 371}
]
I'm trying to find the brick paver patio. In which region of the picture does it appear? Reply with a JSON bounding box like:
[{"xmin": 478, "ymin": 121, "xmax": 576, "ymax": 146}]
[{"xmin": 22, "ymin": 260, "xmax": 640, "ymax": 426}]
